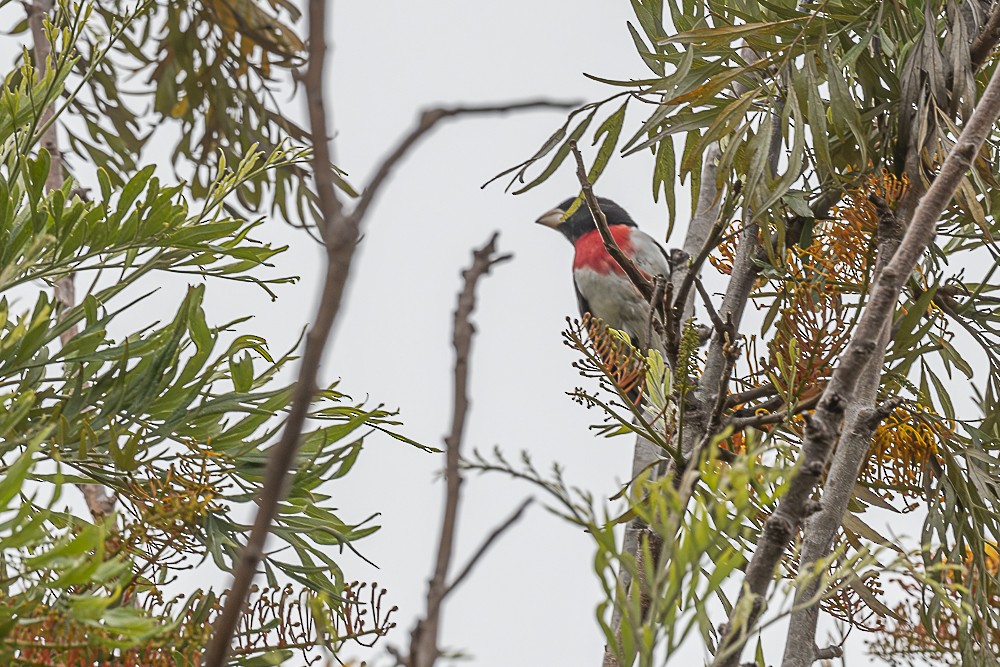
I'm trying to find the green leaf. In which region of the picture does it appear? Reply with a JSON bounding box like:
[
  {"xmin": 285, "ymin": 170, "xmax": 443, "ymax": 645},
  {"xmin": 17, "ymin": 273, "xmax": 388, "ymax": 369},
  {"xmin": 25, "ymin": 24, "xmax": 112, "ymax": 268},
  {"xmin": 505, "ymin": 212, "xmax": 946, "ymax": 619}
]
[
  {"xmin": 588, "ymin": 101, "xmax": 628, "ymax": 185},
  {"xmin": 652, "ymin": 135, "xmax": 676, "ymax": 232},
  {"xmin": 658, "ymin": 18, "xmax": 801, "ymax": 46},
  {"xmin": 230, "ymin": 352, "xmax": 254, "ymax": 393},
  {"xmin": 513, "ymin": 108, "xmax": 597, "ymax": 194}
]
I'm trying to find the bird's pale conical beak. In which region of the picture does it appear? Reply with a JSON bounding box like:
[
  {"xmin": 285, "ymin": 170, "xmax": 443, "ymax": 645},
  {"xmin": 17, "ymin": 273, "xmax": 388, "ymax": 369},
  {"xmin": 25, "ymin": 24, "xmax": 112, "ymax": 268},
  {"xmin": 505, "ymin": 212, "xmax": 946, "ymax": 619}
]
[{"xmin": 535, "ymin": 208, "xmax": 565, "ymax": 229}]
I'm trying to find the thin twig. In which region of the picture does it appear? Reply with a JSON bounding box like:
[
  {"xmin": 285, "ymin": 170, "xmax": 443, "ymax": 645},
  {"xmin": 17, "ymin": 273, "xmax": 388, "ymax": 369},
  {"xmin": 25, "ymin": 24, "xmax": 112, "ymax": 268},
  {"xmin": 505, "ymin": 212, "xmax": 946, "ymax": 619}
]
[
  {"xmin": 408, "ymin": 234, "xmax": 512, "ymax": 667},
  {"xmin": 646, "ymin": 276, "xmax": 667, "ymax": 352},
  {"xmin": 442, "ymin": 497, "xmax": 534, "ymax": 599},
  {"xmin": 353, "ymin": 99, "xmax": 578, "ymax": 224},
  {"xmin": 713, "ymin": 56, "xmax": 1000, "ymax": 667},
  {"xmin": 672, "ymin": 213, "xmax": 728, "ymax": 326},
  {"xmin": 724, "ymin": 382, "xmax": 778, "ymax": 408},
  {"xmin": 726, "ymin": 392, "xmax": 821, "ymax": 429},
  {"xmin": 698, "ymin": 315, "xmax": 742, "ymax": 455},
  {"xmin": 568, "ymin": 140, "xmax": 654, "ymax": 301},
  {"xmin": 694, "ymin": 276, "xmax": 725, "ymax": 333},
  {"xmin": 815, "ymin": 645, "xmax": 844, "ymax": 661}
]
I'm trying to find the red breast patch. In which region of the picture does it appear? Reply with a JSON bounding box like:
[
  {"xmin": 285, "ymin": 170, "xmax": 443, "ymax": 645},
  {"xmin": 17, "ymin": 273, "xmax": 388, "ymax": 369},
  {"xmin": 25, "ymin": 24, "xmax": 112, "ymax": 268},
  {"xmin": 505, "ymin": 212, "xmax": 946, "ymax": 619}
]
[{"xmin": 573, "ymin": 227, "xmax": 635, "ymax": 274}]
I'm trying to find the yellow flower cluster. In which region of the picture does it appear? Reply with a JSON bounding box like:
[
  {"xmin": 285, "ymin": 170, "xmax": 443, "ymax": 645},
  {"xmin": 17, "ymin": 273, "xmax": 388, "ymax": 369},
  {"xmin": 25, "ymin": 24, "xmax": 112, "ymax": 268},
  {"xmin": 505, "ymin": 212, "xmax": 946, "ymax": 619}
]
[
  {"xmin": 861, "ymin": 404, "xmax": 950, "ymax": 495},
  {"xmin": 123, "ymin": 451, "xmax": 226, "ymax": 552}
]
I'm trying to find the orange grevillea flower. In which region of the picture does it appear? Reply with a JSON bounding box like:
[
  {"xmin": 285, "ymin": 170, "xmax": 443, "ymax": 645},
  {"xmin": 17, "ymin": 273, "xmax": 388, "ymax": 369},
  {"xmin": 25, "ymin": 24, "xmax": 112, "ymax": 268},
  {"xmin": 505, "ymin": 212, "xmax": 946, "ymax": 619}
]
[{"xmin": 565, "ymin": 313, "xmax": 649, "ymax": 404}]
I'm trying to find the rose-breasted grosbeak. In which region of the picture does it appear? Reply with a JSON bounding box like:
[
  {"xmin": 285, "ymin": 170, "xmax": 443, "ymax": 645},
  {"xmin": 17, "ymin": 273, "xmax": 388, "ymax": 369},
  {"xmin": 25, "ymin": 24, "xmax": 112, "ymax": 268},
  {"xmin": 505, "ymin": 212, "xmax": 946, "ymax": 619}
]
[{"xmin": 536, "ymin": 196, "xmax": 671, "ymax": 350}]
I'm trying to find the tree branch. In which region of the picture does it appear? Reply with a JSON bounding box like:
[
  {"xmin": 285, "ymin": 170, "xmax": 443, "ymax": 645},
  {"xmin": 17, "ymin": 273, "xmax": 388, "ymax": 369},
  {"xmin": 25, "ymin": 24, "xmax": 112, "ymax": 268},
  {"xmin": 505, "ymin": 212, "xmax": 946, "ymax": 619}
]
[
  {"xmin": 408, "ymin": 234, "xmax": 512, "ymax": 667},
  {"xmin": 724, "ymin": 382, "xmax": 778, "ymax": 408},
  {"xmin": 815, "ymin": 645, "xmax": 844, "ymax": 661},
  {"xmin": 971, "ymin": 2, "xmax": 1000, "ymax": 70},
  {"xmin": 694, "ymin": 276, "xmax": 725, "ymax": 334},
  {"xmin": 302, "ymin": 0, "xmax": 344, "ymax": 236},
  {"xmin": 353, "ymin": 99, "xmax": 579, "ymax": 225},
  {"xmin": 681, "ymin": 216, "xmax": 761, "ymax": 460},
  {"xmin": 780, "ymin": 196, "xmax": 905, "ymax": 667},
  {"xmin": 726, "ymin": 392, "xmax": 821, "ymax": 430},
  {"xmin": 203, "ymin": 5, "xmax": 352, "ymax": 662},
  {"xmin": 442, "ymin": 497, "xmax": 534, "ymax": 600},
  {"xmin": 671, "ymin": 143, "xmax": 725, "ymax": 323},
  {"xmin": 712, "ymin": 58, "xmax": 1000, "ymax": 667}
]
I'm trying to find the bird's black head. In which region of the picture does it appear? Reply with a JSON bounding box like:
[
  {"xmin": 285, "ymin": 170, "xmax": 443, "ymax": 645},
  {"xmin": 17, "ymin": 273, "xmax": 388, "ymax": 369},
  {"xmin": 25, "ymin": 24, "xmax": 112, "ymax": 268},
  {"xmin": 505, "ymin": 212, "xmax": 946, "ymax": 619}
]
[{"xmin": 535, "ymin": 196, "xmax": 636, "ymax": 244}]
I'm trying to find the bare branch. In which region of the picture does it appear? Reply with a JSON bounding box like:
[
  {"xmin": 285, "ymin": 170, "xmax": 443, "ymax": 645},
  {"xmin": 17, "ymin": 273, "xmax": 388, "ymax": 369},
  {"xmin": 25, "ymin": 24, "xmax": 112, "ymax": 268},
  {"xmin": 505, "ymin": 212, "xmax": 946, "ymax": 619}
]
[
  {"xmin": 815, "ymin": 645, "xmax": 844, "ymax": 661},
  {"xmin": 443, "ymin": 497, "xmax": 534, "ymax": 600},
  {"xmin": 694, "ymin": 276, "xmax": 725, "ymax": 334},
  {"xmin": 646, "ymin": 276, "xmax": 668, "ymax": 351},
  {"xmin": 352, "ymin": 99, "xmax": 579, "ymax": 224},
  {"xmin": 713, "ymin": 57, "xmax": 1000, "ymax": 667},
  {"xmin": 568, "ymin": 140, "xmax": 655, "ymax": 301},
  {"xmin": 408, "ymin": 234, "xmax": 512, "ymax": 667},
  {"xmin": 725, "ymin": 382, "xmax": 778, "ymax": 407},
  {"xmin": 726, "ymin": 392, "xmax": 821, "ymax": 430},
  {"xmin": 302, "ymin": 0, "xmax": 344, "ymax": 234}
]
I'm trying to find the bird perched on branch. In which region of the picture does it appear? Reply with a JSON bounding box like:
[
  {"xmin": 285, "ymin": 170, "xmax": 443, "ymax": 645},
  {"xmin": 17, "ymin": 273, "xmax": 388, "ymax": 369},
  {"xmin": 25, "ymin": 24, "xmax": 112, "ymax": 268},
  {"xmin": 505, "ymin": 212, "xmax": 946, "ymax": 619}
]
[{"xmin": 536, "ymin": 196, "xmax": 671, "ymax": 351}]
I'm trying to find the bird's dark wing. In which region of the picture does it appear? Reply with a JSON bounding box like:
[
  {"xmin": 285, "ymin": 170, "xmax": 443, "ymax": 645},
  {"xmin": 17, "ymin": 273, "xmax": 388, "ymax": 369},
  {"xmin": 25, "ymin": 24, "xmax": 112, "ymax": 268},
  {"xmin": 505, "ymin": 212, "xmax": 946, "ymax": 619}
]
[{"xmin": 575, "ymin": 283, "xmax": 592, "ymax": 319}]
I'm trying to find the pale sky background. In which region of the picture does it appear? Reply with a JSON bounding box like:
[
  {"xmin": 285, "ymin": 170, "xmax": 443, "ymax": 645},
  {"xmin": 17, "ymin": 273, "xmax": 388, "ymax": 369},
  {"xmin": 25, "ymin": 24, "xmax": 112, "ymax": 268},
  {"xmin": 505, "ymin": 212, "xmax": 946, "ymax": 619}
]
[{"xmin": 8, "ymin": 0, "xmax": 957, "ymax": 664}]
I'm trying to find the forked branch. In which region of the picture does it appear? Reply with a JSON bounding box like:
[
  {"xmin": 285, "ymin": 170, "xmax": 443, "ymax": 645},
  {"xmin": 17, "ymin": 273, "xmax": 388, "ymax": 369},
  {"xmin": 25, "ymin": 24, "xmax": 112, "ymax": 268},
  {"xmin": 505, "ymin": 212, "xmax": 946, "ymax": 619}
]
[{"xmin": 406, "ymin": 234, "xmax": 516, "ymax": 667}]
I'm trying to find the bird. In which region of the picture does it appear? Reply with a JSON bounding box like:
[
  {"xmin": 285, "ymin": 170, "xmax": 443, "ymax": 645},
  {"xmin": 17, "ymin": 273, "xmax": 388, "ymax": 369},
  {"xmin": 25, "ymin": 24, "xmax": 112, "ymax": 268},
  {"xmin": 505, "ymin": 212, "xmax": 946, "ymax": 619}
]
[{"xmin": 536, "ymin": 196, "xmax": 672, "ymax": 351}]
